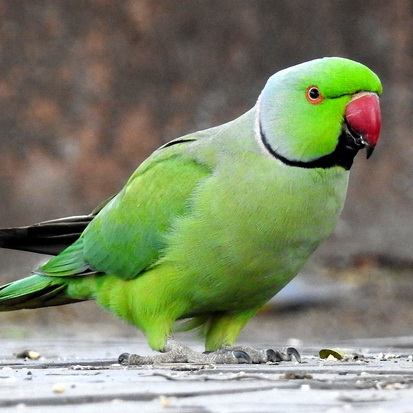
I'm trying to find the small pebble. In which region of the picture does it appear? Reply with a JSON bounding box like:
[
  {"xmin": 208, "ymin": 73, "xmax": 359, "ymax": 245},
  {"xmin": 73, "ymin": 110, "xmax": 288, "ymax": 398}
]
[
  {"xmin": 159, "ymin": 395, "xmax": 174, "ymax": 407},
  {"xmin": 16, "ymin": 350, "xmax": 41, "ymax": 360},
  {"xmin": 281, "ymin": 373, "xmax": 313, "ymax": 380},
  {"xmin": 52, "ymin": 383, "xmax": 66, "ymax": 393}
]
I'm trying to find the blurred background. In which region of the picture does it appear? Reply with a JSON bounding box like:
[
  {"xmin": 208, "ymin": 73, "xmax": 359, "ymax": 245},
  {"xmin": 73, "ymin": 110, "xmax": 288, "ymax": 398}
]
[{"xmin": 0, "ymin": 0, "xmax": 412, "ymax": 344}]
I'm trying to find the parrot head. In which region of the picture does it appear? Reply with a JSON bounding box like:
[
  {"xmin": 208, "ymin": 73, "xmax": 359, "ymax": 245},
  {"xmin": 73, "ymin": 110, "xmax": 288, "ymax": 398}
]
[{"xmin": 257, "ymin": 57, "xmax": 382, "ymax": 170}]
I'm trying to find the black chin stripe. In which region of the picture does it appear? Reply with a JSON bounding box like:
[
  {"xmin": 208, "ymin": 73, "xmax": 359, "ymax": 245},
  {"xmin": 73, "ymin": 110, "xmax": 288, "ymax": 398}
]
[{"xmin": 259, "ymin": 121, "xmax": 359, "ymax": 171}]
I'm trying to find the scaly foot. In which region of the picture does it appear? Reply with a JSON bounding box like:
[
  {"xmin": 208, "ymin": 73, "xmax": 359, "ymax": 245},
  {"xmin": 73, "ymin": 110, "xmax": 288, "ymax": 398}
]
[{"xmin": 118, "ymin": 340, "xmax": 301, "ymax": 365}]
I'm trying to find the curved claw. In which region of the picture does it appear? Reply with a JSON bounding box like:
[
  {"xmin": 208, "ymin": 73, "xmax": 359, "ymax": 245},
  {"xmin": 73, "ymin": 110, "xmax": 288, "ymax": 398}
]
[
  {"xmin": 274, "ymin": 347, "xmax": 301, "ymax": 363},
  {"xmin": 232, "ymin": 350, "xmax": 252, "ymax": 364},
  {"xmin": 286, "ymin": 347, "xmax": 301, "ymax": 363},
  {"xmin": 118, "ymin": 352, "xmax": 131, "ymax": 365},
  {"xmin": 267, "ymin": 347, "xmax": 301, "ymax": 363}
]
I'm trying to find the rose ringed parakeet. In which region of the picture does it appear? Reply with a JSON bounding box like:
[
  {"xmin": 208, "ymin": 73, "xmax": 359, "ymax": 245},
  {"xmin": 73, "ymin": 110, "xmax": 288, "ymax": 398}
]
[{"xmin": 0, "ymin": 57, "xmax": 382, "ymax": 364}]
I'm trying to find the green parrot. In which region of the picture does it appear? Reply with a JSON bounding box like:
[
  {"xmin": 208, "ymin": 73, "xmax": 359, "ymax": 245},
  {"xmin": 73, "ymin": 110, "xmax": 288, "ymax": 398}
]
[{"xmin": 0, "ymin": 57, "xmax": 381, "ymax": 364}]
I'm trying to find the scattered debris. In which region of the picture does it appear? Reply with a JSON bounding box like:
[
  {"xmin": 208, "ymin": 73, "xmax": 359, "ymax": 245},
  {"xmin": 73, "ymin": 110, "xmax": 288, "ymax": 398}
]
[
  {"xmin": 16, "ymin": 350, "xmax": 41, "ymax": 360},
  {"xmin": 281, "ymin": 373, "xmax": 313, "ymax": 380},
  {"xmin": 158, "ymin": 395, "xmax": 174, "ymax": 407},
  {"xmin": 170, "ymin": 363, "xmax": 215, "ymax": 371},
  {"xmin": 375, "ymin": 353, "xmax": 401, "ymax": 361},
  {"xmin": 51, "ymin": 383, "xmax": 66, "ymax": 393},
  {"xmin": 319, "ymin": 348, "xmax": 364, "ymax": 361},
  {"xmin": 70, "ymin": 365, "xmax": 110, "ymax": 371}
]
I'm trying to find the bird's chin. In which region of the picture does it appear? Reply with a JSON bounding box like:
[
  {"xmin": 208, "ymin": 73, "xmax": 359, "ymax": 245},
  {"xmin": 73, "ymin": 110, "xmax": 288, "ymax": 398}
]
[
  {"xmin": 259, "ymin": 119, "xmax": 369, "ymax": 171},
  {"xmin": 342, "ymin": 121, "xmax": 373, "ymax": 159},
  {"xmin": 342, "ymin": 121, "xmax": 365, "ymax": 151}
]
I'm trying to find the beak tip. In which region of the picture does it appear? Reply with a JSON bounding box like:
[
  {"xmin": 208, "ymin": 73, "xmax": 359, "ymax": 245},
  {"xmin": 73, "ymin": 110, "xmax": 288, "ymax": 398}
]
[{"xmin": 366, "ymin": 146, "xmax": 375, "ymax": 159}]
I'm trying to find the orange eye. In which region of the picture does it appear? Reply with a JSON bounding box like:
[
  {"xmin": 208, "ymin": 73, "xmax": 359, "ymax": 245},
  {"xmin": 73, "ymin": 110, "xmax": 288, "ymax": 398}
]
[{"xmin": 306, "ymin": 86, "xmax": 323, "ymax": 104}]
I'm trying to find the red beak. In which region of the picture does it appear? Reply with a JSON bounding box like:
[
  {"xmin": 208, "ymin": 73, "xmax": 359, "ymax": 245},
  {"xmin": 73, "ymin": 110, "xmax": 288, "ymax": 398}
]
[{"xmin": 345, "ymin": 92, "xmax": 381, "ymax": 158}]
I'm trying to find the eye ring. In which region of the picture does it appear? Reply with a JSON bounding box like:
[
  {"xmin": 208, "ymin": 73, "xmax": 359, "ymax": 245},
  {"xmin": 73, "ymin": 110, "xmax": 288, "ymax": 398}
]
[{"xmin": 306, "ymin": 86, "xmax": 323, "ymax": 104}]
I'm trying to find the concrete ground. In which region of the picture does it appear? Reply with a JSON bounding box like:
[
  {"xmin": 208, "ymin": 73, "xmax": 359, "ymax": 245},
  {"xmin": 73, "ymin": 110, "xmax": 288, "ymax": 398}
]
[{"xmin": 1, "ymin": 337, "xmax": 413, "ymax": 412}]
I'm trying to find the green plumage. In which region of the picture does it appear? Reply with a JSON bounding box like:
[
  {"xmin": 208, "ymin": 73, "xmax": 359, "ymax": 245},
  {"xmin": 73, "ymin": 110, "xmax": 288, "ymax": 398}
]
[{"xmin": 0, "ymin": 57, "xmax": 382, "ymax": 352}]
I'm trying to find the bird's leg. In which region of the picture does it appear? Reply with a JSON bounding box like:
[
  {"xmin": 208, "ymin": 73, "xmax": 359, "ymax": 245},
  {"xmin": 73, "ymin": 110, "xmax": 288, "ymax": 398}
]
[
  {"xmin": 118, "ymin": 340, "xmax": 203, "ymax": 365},
  {"xmin": 118, "ymin": 339, "xmax": 301, "ymax": 365}
]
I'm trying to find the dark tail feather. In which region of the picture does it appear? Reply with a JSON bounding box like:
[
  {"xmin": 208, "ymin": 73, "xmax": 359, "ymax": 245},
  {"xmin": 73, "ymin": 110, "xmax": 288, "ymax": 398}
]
[
  {"xmin": 0, "ymin": 275, "xmax": 86, "ymax": 311},
  {"xmin": 0, "ymin": 215, "xmax": 94, "ymax": 256}
]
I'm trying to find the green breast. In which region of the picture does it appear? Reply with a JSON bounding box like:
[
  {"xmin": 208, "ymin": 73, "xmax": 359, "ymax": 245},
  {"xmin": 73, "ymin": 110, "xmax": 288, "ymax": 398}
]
[{"xmin": 162, "ymin": 151, "xmax": 349, "ymax": 313}]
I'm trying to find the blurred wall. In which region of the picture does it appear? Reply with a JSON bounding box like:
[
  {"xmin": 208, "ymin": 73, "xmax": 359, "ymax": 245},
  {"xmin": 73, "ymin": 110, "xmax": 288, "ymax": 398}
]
[{"xmin": 0, "ymin": 0, "xmax": 412, "ymax": 279}]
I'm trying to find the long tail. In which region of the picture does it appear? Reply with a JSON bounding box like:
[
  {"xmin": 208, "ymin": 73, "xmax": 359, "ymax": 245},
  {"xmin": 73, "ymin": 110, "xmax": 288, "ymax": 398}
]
[
  {"xmin": 0, "ymin": 215, "xmax": 93, "ymax": 255},
  {"xmin": 0, "ymin": 204, "xmax": 115, "ymax": 310},
  {"xmin": 0, "ymin": 275, "xmax": 87, "ymax": 311}
]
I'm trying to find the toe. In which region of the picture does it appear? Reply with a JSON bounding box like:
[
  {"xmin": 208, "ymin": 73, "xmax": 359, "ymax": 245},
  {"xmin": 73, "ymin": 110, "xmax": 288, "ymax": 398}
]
[
  {"xmin": 270, "ymin": 347, "xmax": 301, "ymax": 363},
  {"xmin": 232, "ymin": 350, "xmax": 252, "ymax": 364},
  {"xmin": 118, "ymin": 353, "xmax": 131, "ymax": 365},
  {"xmin": 286, "ymin": 347, "xmax": 302, "ymax": 363}
]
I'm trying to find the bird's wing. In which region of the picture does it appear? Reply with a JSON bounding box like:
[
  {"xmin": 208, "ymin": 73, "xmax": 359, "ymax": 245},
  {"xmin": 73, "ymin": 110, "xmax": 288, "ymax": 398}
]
[{"xmin": 37, "ymin": 136, "xmax": 212, "ymax": 279}]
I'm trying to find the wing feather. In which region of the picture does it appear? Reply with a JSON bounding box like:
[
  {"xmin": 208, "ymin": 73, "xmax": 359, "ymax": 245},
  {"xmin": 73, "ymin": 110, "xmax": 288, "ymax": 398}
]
[{"xmin": 38, "ymin": 141, "xmax": 211, "ymax": 279}]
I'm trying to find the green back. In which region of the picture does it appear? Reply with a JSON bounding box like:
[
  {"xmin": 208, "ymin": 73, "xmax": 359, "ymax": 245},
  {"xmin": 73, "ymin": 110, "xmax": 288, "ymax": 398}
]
[{"xmin": 39, "ymin": 143, "xmax": 211, "ymax": 279}]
